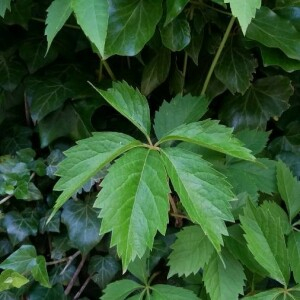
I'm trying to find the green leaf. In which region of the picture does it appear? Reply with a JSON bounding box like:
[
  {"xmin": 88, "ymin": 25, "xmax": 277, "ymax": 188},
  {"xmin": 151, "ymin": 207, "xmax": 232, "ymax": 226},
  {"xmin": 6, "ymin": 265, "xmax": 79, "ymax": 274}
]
[
  {"xmin": 104, "ymin": 0, "xmax": 162, "ymax": 57},
  {"xmin": 154, "ymin": 94, "xmax": 208, "ymax": 140},
  {"xmin": 50, "ymin": 234, "xmax": 73, "ymax": 260},
  {"xmin": 168, "ymin": 225, "xmax": 215, "ymax": 277},
  {"xmin": 72, "ymin": 0, "xmax": 109, "ymax": 57},
  {"xmin": 161, "ymin": 147, "xmax": 234, "ymax": 251},
  {"xmin": 31, "ymin": 256, "xmax": 51, "ymax": 288},
  {"xmin": 164, "ymin": 0, "xmax": 189, "ymax": 26},
  {"xmin": 240, "ymin": 201, "xmax": 290, "ymax": 285},
  {"xmin": 277, "ymin": 160, "xmax": 300, "ymax": 221},
  {"xmin": 96, "ymin": 148, "xmax": 170, "ymax": 268},
  {"xmin": 50, "ymin": 132, "xmax": 140, "ymax": 220},
  {"xmin": 61, "ymin": 199, "xmax": 102, "ymax": 254},
  {"xmin": 0, "ymin": 270, "xmax": 29, "ymax": 291},
  {"xmin": 141, "ymin": 48, "xmax": 171, "ymax": 96},
  {"xmin": 288, "ymin": 232, "xmax": 300, "ymax": 284},
  {"xmin": 150, "ymin": 284, "xmax": 199, "ymax": 299},
  {"xmin": 101, "ymin": 279, "xmax": 143, "ymax": 300},
  {"xmin": 0, "ymin": 0, "xmax": 11, "ymax": 18},
  {"xmin": 246, "ymin": 6, "xmax": 300, "ymax": 60},
  {"xmin": 93, "ymin": 81, "xmax": 151, "ymax": 138},
  {"xmin": 243, "ymin": 288, "xmax": 285, "ymax": 299},
  {"xmin": 158, "ymin": 120, "xmax": 255, "ymax": 161},
  {"xmin": 27, "ymin": 284, "xmax": 66, "ymax": 300},
  {"xmin": 45, "ymin": 0, "xmax": 72, "ymax": 53},
  {"xmin": 224, "ymin": 0, "xmax": 261, "ymax": 34},
  {"xmin": 214, "ymin": 44, "xmax": 257, "ymax": 95},
  {"xmin": 127, "ymin": 252, "xmax": 150, "ymax": 284},
  {"xmin": 220, "ymin": 76, "xmax": 292, "ymax": 130},
  {"xmin": 160, "ymin": 17, "xmax": 191, "ymax": 51},
  {"xmin": 203, "ymin": 250, "xmax": 246, "ymax": 300}
]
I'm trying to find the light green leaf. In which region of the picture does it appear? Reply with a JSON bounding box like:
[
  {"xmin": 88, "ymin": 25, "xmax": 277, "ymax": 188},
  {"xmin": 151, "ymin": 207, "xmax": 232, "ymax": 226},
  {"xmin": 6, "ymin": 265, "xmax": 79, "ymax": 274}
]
[
  {"xmin": 224, "ymin": 0, "xmax": 261, "ymax": 34},
  {"xmin": 288, "ymin": 232, "xmax": 300, "ymax": 284},
  {"xmin": 214, "ymin": 45, "xmax": 257, "ymax": 95},
  {"xmin": 154, "ymin": 94, "xmax": 208, "ymax": 140},
  {"xmin": 104, "ymin": 0, "xmax": 162, "ymax": 57},
  {"xmin": 45, "ymin": 0, "xmax": 72, "ymax": 53},
  {"xmin": 61, "ymin": 199, "xmax": 102, "ymax": 254},
  {"xmin": 168, "ymin": 225, "xmax": 215, "ymax": 277},
  {"xmin": 50, "ymin": 132, "xmax": 141, "ymax": 220},
  {"xmin": 246, "ymin": 6, "xmax": 300, "ymax": 60},
  {"xmin": 31, "ymin": 256, "xmax": 51, "ymax": 288},
  {"xmin": 150, "ymin": 284, "xmax": 199, "ymax": 299},
  {"xmin": 203, "ymin": 250, "xmax": 246, "ymax": 300},
  {"xmin": 164, "ymin": 0, "xmax": 189, "ymax": 26},
  {"xmin": 72, "ymin": 0, "xmax": 109, "ymax": 57},
  {"xmin": 101, "ymin": 279, "xmax": 143, "ymax": 300},
  {"xmin": 277, "ymin": 160, "xmax": 300, "ymax": 221},
  {"xmin": 161, "ymin": 147, "xmax": 234, "ymax": 251},
  {"xmin": 240, "ymin": 201, "xmax": 290, "ymax": 285},
  {"xmin": 157, "ymin": 120, "xmax": 255, "ymax": 161},
  {"xmin": 0, "ymin": 270, "xmax": 29, "ymax": 291},
  {"xmin": 141, "ymin": 48, "xmax": 171, "ymax": 96},
  {"xmin": 127, "ymin": 252, "xmax": 150, "ymax": 284},
  {"xmin": 0, "ymin": 0, "xmax": 11, "ymax": 18},
  {"xmin": 92, "ymin": 81, "xmax": 151, "ymax": 138},
  {"xmin": 95, "ymin": 148, "xmax": 170, "ymax": 268}
]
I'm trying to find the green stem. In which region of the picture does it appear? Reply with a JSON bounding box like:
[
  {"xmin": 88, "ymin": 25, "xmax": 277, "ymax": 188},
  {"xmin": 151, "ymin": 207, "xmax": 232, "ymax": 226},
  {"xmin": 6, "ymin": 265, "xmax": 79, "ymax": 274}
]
[
  {"xmin": 100, "ymin": 56, "xmax": 116, "ymax": 81},
  {"xmin": 201, "ymin": 16, "xmax": 236, "ymax": 96}
]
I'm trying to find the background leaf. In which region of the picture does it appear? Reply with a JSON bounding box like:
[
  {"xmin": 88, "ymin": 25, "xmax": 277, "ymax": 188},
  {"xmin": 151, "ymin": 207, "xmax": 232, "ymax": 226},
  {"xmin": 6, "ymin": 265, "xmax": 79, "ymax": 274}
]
[
  {"xmin": 0, "ymin": 0, "xmax": 11, "ymax": 18},
  {"xmin": 164, "ymin": 0, "xmax": 189, "ymax": 26}
]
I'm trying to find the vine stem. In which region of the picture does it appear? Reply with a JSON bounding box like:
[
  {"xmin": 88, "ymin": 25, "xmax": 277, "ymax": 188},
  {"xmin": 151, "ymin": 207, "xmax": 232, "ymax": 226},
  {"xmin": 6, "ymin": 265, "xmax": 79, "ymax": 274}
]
[
  {"xmin": 201, "ymin": 16, "xmax": 236, "ymax": 96},
  {"xmin": 74, "ymin": 274, "xmax": 93, "ymax": 299},
  {"xmin": 0, "ymin": 194, "xmax": 13, "ymax": 205},
  {"xmin": 46, "ymin": 250, "xmax": 81, "ymax": 266}
]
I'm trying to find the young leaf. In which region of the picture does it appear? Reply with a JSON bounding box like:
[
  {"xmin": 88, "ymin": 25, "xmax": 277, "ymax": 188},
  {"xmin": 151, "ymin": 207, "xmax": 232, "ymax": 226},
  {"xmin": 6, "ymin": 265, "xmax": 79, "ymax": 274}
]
[
  {"xmin": 161, "ymin": 147, "xmax": 234, "ymax": 251},
  {"xmin": 0, "ymin": 0, "xmax": 11, "ymax": 18},
  {"xmin": 203, "ymin": 250, "xmax": 246, "ymax": 300},
  {"xmin": 154, "ymin": 94, "xmax": 208, "ymax": 140},
  {"xmin": 45, "ymin": 0, "xmax": 72, "ymax": 53},
  {"xmin": 277, "ymin": 160, "xmax": 300, "ymax": 221},
  {"xmin": 95, "ymin": 148, "xmax": 170, "ymax": 268},
  {"xmin": 101, "ymin": 279, "xmax": 143, "ymax": 300},
  {"xmin": 157, "ymin": 120, "xmax": 255, "ymax": 161},
  {"xmin": 92, "ymin": 81, "xmax": 151, "ymax": 138},
  {"xmin": 72, "ymin": 0, "xmax": 109, "ymax": 57},
  {"xmin": 150, "ymin": 284, "xmax": 199, "ymax": 299},
  {"xmin": 288, "ymin": 232, "xmax": 300, "ymax": 284},
  {"xmin": 164, "ymin": 0, "xmax": 189, "ymax": 26},
  {"xmin": 224, "ymin": 0, "xmax": 261, "ymax": 35},
  {"xmin": 168, "ymin": 225, "xmax": 215, "ymax": 277},
  {"xmin": 240, "ymin": 201, "xmax": 290, "ymax": 286},
  {"xmin": 0, "ymin": 270, "xmax": 28, "ymax": 291},
  {"xmin": 50, "ymin": 132, "xmax": 141, "ymax": 220}
]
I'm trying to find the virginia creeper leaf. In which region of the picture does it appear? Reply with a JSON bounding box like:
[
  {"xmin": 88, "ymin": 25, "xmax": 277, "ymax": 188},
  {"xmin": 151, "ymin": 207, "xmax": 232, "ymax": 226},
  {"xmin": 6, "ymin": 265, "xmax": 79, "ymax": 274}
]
[
  {"xmin": 150, "ymin": 284, "xmax": 199, "ymax": 299},
  {"xmin": 50, "ymin": 132, "xmax": 141, "ymax": 220},
  {"xmin": 92, "ymin": 81, "xmax": 151, "ymax": 138},
  {"xmin": 288, "ymin": 232, "xmax": 300, "ymax": 284},
  {"xmin": 45, "ymin": 0, "xmax": 72, "ymax": 53},
  {"xmin": 0, "ymin": 270, "xmax": 28, "ymax": 291},
  {"xmin": 203, "ymin": 250, "xmax": 246, "ymax": 300},
  {"xmin": 161, "ymin": 147, "xmax": 234, "ymax": 251},
  {"xmin": 0, "ymin": 1, "xmax": 11, "ymax": 18},
  {"xmin": 168, "ymin": 225, "xmax": 215, "ymax": 277},
  {"xmin": 154, "ymin": 94, "xmax": 208, "ymax": 140},
  {"xmin": 72, "ymin": 0, "xmax": 109, "ymax": 57},
  {"xmin": 157, "ymin": 120, "xmax": 255, "ymax": 161},
  {"xmin": 95, "ymin": 148, "xmax": 170, "ymax": 268},
  {"xmin": 164, "ymin": 0, "xmax": 189, "ymax": 26},
  {"xmin": 244, "ymin": 288, "xmax": 286, "ymax": 299}
]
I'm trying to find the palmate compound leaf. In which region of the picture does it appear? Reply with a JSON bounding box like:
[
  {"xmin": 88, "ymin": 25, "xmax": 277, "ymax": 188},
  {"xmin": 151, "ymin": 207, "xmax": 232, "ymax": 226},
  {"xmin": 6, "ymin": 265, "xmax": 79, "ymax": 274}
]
[
  {"xmin": 288, "ymin": 232, "xmax": 300, "ymax": 284},
  {"xmin": 149, "ymin": 284, "xmax": 199, "ymax": 299},
  {"xmin": 240, "ymin": 201, "xmax": 290, "ymax": 286},
  {"xmin": 91, "ymin": 81, "xmax": 151, "ymax": 139},
  {"xmin": 167, "ymin": 225, "xmax": 215, "ymax": 277},
  {"xmin": 95, "ymin": 148, "xmax": 170, "ymax": 269},
  {"xmin": 49, "ymin": 132, "xmax": 142, "ymax": 220},
  {"xmin": 157, "ymin": 120, "xmax": 255, "ymax": 162},
  {"xmin": 161, "ymin": 147, "xmax": 235, "ymax": 251}
]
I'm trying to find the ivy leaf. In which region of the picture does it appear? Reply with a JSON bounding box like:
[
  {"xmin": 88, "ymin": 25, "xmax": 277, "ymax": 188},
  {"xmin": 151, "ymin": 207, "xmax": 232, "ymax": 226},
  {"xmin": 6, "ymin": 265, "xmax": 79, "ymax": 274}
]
[
  {"xmin": 27, "ymin": 284, "xmax": 66, "ymax": 300},
  {"xmin": 277, "ymin": 160, "xmax": 300, "ymax": 221},
  {"xmin": 141, "ymin": 48, "xmax": 171, "ymax": 96},
  {"xmin": 95, "ymin": 148, "xmax": 170, "ymax": 269},
  {"xmin": 288, "ymin": 232, "xmax": 300, "ymax": 284},
  {"xmin": 150, "ymin": 284, "xmax": 199, "ymax": 299},
  {"xmin": 203, "ymin": 250, "xmax": 246, "ymax": 300},
  {"xmin": 45, "ymin": 0, "xmax": 72, "ymax": 53},
  {"xmin": 104, "ymin": 0, "xmax": 162, "ymax": 58},
  {"xmin": 92, "ymin": 81, "xmax": 151, "ymax": 138},
  {"xmin": 246, "ymin": 6, "xmax": 300, "ymax": 60},
  {"xmin": 49, "ymin": 132, "xmax": 141, "ymax": 220},
  {"xmin": 0, "ymin": 270, "xmax": 29, "ymax": 291},
  {"xmin": 164, "ymin": 0, "xmax": 189, "ymax": 26},
  {"xmin": 154, "ymin": 94, "xmax": 208, "ymax": 140},
  {"xmin": 157, "ymin": 120, "xmax": 255, "ymax": 161},
  {"xmin": 220, "ymin": 76, "xmax": 292, "ymax": 130},
  {"xmin": 72, "ymin": 0, "xmax": 108, "ymax": 57},
  {"xmin": 31, "ymin": 256, "xmax": 51, "ymax": 288},
  {"xmin": 240, "ymin": 201, "xmax": 290, "ymax": 285},
  {"xmin": 214, "ymin": 45, "xmax": 257, "ymax": 95},
  {"xmin": 224, "ymin": 0, "xmax": 261, "ymax": 34},
  {"xmin": 61, "ymin": 199, "xmax": 102, "ymax": 254},
  {"xmin": 167, "ymin": 225, "xmax": 215, "ymax": 277},
  {"xmin": 161, "ymin": 147, "xmax": 234, "ymax": 251},
  {"xmin": 101, "ymin": 279, "xmax": 143, "ymax": 300},
  {"xmin": 0, "ymin": 0, "xmax": 11, "ymax": 18}
]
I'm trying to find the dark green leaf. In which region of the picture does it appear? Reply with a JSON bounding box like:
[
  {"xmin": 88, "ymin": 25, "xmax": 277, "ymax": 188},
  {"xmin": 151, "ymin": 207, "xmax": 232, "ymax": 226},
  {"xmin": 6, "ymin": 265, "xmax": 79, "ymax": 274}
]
[
  {"xmin": 164, "ymin": 0, "xmax": 189, "ymax": 26},
  {"xmin": 50, "ymin": 234, "xmax": 73, "ymax": 260},
  {"xmin": 27, "ymin": 284, "xmax": 66, "ymax": 300},
  {"xmin": 185, "ymin": 28, "xmax": 203, "ymax": 65},
  {"xmin": 0, "ymin": 238, "xmax": 13, "ymax": 258},
  {"xmin": 288, "ymin": 232, "xmax": 300, "ymax": 284},
  {"xmin": 0, "ymin": 1, "xmax": 11, "ymax": 18},
  {"xmin": 150, "ymin": 284, "xmax": 199, "ymax": 299},
  {"xmin": 0, "ymin": 291, "xmax": 17, "ymax": 300}
]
